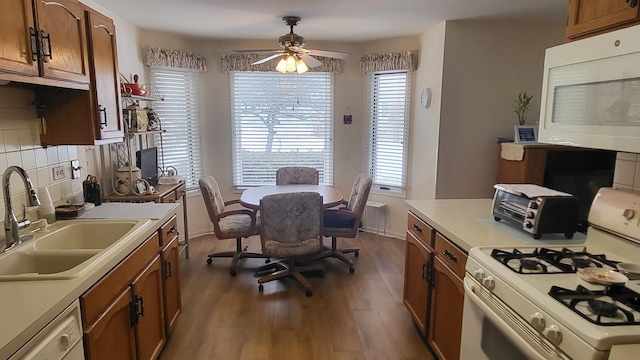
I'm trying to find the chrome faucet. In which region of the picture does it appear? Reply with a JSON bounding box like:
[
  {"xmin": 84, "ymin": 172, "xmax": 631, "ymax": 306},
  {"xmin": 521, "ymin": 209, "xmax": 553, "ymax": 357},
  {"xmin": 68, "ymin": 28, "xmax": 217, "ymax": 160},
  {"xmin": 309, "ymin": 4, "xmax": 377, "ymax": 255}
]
[{"xmin": 2, "ymin": 166, "xmax": 40, "ymax": 251}]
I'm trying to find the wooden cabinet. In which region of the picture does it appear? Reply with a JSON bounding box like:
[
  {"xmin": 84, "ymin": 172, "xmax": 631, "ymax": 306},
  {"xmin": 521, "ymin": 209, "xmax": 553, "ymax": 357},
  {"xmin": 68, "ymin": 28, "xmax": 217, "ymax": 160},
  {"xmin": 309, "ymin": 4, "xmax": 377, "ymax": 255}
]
[
  {"xmin": 566, "ymin": 0, "xmax": 640, "ymax": 41},
  {"xmin": 428, "ymin": 235, "xmax": 466, "ymax": 360},
  {"xmin": 38, "ymin": 5, "xmax": 123, "ymax": 146},
  {"xmin": 403, "ymin": 211, "xmax": 467, "ymax": 360},
  {"xmin": 0, "ymin": 0, "xmax": 90, "ymax": 87},
  {"xmin": 81, "ymin": 214, "xmax": 183, "ymax": 360}
]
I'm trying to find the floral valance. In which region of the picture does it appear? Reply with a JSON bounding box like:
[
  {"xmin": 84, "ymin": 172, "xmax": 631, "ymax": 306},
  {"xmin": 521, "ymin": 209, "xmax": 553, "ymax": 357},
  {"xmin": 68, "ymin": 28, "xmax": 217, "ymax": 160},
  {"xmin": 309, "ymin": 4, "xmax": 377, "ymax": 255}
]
[
  {"xmin": 221, "ymin": 53, "xmax": 342, "ymax": 73},
  {"xmin": 145, "ymin": 47, "xmax": 207, "ymax": 71},
  {"xmin": 360, "ymin": 51, "xmax": 417, "ymax": 73}
]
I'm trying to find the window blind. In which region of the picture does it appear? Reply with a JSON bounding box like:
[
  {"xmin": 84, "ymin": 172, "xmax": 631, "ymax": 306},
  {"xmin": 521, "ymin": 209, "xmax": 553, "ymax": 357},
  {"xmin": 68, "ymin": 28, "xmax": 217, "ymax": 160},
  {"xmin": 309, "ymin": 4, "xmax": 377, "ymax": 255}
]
[
  {"xmin": 364, "ymin": 71, "xmax": 411, "ymax": 194},
  {"xmin": 149, "ymin": 67, "xmax": 202, "ymax": 189},
  {"xmin": 230, "ymin": 72, "xmax": 334, "ymax": 187}
]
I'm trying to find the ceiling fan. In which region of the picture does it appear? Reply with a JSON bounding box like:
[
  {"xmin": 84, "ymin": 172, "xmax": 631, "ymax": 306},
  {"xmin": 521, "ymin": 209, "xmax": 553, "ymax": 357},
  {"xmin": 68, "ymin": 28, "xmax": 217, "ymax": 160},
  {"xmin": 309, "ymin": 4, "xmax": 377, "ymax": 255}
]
[{"xmin": 233, "ymin": 16, "xmax": 350, "ymax": 73}]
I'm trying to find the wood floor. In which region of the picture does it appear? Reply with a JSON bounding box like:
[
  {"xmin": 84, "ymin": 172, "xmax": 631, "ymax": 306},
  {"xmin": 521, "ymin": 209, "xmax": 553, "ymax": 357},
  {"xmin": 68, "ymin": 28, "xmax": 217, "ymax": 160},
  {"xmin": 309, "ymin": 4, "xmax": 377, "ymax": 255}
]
[{"xmin": 160, "ymin": 232, "xmax": 435, "ymax": 360}]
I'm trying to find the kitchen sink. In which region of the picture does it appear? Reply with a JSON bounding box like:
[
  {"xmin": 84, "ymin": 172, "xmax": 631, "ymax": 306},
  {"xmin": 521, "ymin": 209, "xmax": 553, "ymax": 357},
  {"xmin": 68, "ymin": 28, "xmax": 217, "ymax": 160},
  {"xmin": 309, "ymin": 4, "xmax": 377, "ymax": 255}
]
[
  {"xmin": 33, "ymin": 220, "xmax": 139, "ymax": 250},
  {"xmin": 0, "ymin": 219, "xmax": 151, "ymax": 281},
  {"xmin": 0, "ymin": 251, "xmax": 99, "ymax": 280}
]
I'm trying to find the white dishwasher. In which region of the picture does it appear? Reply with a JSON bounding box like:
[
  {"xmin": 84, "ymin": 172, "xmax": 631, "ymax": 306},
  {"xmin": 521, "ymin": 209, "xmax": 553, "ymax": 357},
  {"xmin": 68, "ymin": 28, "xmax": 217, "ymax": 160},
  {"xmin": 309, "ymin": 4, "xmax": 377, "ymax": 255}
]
[{"xmin": 10, "ymin": 300, "xmax": 84, "ymax": 360}]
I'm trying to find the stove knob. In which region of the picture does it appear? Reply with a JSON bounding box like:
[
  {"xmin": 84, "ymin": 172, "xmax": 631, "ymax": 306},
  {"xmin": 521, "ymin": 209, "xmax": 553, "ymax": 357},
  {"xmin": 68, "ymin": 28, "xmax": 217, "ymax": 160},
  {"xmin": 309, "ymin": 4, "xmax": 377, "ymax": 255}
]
[
  {"xmin": 526, "ymin": 211, "xmax": 535, "ymax": 219},
  {"xmin": 529, "ymin": 312, "xmax": 546, "ymax": 331},
  {"xmin": 529, "ymin": 202, "xmax": 539, "ymax": 210},
  {"xmin": 525, "ymin": 222, "xmax": 534, "ymax": 229},
  {"xmin": 623, "ymin": 208, "xmax": 635, "ymax": 221},
  {"xmin": 543, "ymin": 325, "xmax": 563, "ymax": 345},
  {"xmin": 481, "ymin": 276, "xmax": 495, "ymax": 290},
  {"xmin": 473, "ymin": 269, "xmax": 485, "ymax": 281}
]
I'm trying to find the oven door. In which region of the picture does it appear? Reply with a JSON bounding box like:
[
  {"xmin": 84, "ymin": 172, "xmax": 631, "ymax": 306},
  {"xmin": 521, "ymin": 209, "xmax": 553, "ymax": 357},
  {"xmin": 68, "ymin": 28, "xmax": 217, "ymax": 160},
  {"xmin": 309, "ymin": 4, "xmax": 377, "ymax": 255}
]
[{"xmin": 461, "ymin": 276, "xmax": 569, "ymax": 360}]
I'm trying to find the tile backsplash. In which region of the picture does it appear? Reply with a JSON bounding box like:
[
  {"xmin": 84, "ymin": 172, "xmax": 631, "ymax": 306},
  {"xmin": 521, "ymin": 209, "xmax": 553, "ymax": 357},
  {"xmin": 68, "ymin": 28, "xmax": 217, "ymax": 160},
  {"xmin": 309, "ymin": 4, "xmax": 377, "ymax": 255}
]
[
  {"xmin": 613, "ymin": 152, "xmax": 640, "ymax": 193},
  {"xmin": 0, "ymin": 86, "xmax": 85, "ymax": 222}
]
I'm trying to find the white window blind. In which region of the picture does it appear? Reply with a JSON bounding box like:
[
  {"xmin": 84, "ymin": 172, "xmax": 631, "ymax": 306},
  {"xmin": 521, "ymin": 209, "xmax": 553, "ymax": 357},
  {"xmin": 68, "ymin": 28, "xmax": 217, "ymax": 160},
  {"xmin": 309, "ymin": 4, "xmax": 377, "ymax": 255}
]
[
  {"xmin": 230, "ymin": 72, "xmax": 334, "ymax": 187},
  {"xmin": 364, "ymin": 71, "xmax": 411, "ymax": 195},
  {"xmin": 149, "ymin": 67, "xmax": 202, "ymax": 189}
]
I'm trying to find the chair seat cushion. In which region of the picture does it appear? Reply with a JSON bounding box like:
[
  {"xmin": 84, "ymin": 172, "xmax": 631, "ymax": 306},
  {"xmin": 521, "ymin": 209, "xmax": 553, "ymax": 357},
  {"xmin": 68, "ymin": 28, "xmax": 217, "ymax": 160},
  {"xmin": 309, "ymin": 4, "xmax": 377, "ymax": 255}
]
[
  {"xmin": 324, "ymin": 211, "xmax": 356, "ymax": 229},
  {"xmin": 219, "ymin": 214, "xmax": 260, "ymax": 236},
  {"xmin": 263, "ymin": 238, "xmax": 321, "ymax": 258}
]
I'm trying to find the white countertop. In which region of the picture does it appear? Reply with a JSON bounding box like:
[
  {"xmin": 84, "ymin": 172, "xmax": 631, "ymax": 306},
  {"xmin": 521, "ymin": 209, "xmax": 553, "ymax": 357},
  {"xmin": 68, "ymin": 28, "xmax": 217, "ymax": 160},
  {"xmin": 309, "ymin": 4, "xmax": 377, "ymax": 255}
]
[
  {"xmin": 0, "ymin": 202, "xmax": 179, "ymax": 359},
  {"xmin": 405, "ymin": 199, "xmax": 586, "ymax": 252}
]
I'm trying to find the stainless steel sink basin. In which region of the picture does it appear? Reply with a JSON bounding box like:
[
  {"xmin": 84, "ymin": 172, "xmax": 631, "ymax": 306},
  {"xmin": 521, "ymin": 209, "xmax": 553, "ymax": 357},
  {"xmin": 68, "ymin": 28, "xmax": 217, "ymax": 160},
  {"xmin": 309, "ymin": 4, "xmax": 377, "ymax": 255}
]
[
  {"xmin": 33, "ymin": 220, "xmax": 139, "ymax": 250},
  {"xmin": 0, "ymin": 219, "xmax": 151, "ymax": 281}
]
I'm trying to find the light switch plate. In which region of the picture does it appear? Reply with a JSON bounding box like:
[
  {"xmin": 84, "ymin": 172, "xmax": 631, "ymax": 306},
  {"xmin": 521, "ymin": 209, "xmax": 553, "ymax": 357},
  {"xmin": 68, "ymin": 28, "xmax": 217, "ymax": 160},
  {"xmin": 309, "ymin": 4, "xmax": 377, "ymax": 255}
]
[{"xmin": 53, "ymin": 166, "xmax": 65, "ymax": 180}]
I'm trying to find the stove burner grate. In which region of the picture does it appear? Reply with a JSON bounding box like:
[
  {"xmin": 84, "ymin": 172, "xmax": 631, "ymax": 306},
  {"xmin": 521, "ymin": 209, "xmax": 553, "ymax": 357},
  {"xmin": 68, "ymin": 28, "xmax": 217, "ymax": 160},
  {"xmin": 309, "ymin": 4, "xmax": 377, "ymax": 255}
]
[
  {"xmin": 549, "ymin": 285, "xmax": 640, "ymax": 326},
  {"xmin": 491, "ymin": 247, "xmax": 620, "ymax": 274}
]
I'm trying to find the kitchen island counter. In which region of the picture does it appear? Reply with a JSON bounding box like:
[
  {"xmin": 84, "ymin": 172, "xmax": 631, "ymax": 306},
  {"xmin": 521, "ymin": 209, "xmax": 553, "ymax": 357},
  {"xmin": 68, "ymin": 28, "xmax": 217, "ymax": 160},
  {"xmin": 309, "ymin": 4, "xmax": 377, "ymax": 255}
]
[{"xmin": 0, "ymin": 202, "xmax": 178, "ymax": 359}]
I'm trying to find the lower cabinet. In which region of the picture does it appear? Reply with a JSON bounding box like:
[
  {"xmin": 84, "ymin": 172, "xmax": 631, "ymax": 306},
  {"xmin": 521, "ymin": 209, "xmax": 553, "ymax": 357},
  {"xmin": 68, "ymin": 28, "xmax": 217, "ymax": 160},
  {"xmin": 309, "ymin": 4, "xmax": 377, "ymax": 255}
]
[
  {"xmin": 403, "ymin": 211, "xmax": 467, "ymax": 360},
  {"xmin": 81, "ymin": 215, "xmax": 182, "ymax": 359}
]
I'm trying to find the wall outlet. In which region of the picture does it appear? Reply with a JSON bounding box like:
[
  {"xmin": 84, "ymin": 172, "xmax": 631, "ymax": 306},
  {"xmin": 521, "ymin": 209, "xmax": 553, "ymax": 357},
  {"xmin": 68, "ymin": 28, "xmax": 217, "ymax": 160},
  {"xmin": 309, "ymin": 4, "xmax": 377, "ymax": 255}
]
[{"xmin": 53, "ymin": 166, "xmax": 65, "ymax": 180}]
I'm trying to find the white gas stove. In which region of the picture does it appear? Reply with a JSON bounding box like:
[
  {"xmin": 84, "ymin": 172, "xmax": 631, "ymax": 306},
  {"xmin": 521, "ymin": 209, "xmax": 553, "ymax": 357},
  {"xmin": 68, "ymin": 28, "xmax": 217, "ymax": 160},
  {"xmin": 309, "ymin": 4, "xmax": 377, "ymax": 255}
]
[{"xmin": 461, "ymin": 188, "xmax": 640, "ymax": 360}]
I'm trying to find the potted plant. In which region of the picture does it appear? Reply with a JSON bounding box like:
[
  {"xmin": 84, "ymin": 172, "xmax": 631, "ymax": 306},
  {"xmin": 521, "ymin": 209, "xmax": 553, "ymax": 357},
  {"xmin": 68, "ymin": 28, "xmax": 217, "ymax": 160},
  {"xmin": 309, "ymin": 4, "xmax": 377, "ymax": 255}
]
[{"xmin": 512, "ymin": 91, "xmax": 534, "ymax": 125}]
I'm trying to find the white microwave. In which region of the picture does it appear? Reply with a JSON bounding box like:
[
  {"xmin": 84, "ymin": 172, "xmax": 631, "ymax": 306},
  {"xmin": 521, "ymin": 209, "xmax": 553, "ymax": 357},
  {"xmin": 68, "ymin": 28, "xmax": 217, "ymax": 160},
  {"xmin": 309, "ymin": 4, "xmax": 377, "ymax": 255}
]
[{"xmin": 538, "ymin": 25, "xmax": 640, "ymax": 153}]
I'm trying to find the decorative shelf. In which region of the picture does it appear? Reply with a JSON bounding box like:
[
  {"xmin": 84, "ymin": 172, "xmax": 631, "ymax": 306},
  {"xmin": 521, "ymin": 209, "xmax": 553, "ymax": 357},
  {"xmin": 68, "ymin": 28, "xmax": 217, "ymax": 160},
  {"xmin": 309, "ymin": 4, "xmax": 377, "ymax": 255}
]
[{"xmin": 120, "ymin": 93, "xmax": 161, "ymax": 102}]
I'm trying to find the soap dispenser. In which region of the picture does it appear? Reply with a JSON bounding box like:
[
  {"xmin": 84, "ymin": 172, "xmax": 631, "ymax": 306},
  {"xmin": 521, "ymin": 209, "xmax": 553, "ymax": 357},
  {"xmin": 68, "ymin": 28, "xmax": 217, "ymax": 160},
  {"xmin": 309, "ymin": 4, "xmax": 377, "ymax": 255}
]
[{"xmin": 38, "ymin": 185, "xmax": 55, "ymax": 223}]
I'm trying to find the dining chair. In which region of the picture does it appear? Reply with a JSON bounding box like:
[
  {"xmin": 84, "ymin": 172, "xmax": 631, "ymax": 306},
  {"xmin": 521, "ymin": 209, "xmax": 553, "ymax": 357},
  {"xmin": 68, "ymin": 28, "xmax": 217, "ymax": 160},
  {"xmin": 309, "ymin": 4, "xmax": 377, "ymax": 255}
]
[
  {"xmin": 319, "ymin": 174, "xmax": 372, "ymax": 273},
  {"xmin": 275, "ymin": 166, "xmax": 319, "ymax": 185},
  {"xmin": 199, "ymin": 176, "xmax": 267, "ymax": 276},
  {"xmin": 257, "ymin": 191, "xmax": 324, "ymax": 296}
]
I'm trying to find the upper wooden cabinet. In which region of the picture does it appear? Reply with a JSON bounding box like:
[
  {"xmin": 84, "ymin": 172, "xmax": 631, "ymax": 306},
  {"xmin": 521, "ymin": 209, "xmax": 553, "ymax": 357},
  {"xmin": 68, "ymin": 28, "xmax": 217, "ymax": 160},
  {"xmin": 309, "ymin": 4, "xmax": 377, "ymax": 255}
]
[
  {"xmin": 566, "ymin": 0, "xmax": 640, "ymax": 41},
  {"xmin": 38, "ymin": 4, "xmax": 124, "ymax": 146},
  {"xmin": 0, "ymin": 0, "xmax": 90, "ymax": 87}
]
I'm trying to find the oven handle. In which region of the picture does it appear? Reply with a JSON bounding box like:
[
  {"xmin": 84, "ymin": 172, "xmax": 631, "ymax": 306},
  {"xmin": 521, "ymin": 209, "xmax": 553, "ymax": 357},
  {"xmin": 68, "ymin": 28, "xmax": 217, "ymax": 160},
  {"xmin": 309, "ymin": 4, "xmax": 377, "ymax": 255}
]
[{"xmin": 463, "ymin": 277, "xmax": 551, "ymax": 360}]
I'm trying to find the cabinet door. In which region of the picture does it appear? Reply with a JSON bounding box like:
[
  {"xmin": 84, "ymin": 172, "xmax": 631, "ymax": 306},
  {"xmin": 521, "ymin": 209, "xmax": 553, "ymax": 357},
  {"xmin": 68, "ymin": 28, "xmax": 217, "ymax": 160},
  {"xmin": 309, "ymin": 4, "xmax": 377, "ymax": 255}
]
[
  {"xmin": 428, "ymin": 257, "xmax": 465, "ymax": 360},
  {"xmin": 132, "ymin": 255, "xmax": 166, "ymax": 360},
  {"xmin": 567, "ymin": 0, "xmax": 640, "ymax": 40},
  {"xmin": 84, "ymin": 287, "xmax": 137, "ymax": 360},
  {"xmin": 403, "ymin": 231, "xmax": 433, "ymax": 337},
  {"xmin": 0, "ymin": 0, "xmax": 39, "ymax": 76},
  {"xmin": 34, "ymin": 0, "xmax": 89, "ymax": 83},
  {"xmin": 161, "ymin": 235, "xmax": 182, "ymax": 335},
  {"xmin": 86, "ymin": 9, "xmax": 123, "ymax": 140}
]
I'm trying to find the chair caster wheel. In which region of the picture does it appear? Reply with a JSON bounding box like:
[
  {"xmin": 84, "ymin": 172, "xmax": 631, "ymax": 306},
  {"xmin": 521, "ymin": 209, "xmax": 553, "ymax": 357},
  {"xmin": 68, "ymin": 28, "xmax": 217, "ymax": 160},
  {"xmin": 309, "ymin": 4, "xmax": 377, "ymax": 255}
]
[
  {"xmin": 258, "ymin": 284, "xmax": 264, "ymax": 293},
  {"xmin": 349, "ymin": 266, "xmax": 355, "ymax": 274},
  {"xmin": 230, "ymin": 269, "xmax": 237, "ymax": 276},
  {"xmin": 305, "ymin": 289, "xmax": 313, "ymax": 297},
  {"xmin": 265, "ymin": 258, "xmax": 271, "ymax": 264},
  {"xmin": 206, "ymin": 258, "xmax": 213, "ymax": 265},
  {"xmin": 355, "ymin": 251, "xmax": 360, "ymax": 257}
]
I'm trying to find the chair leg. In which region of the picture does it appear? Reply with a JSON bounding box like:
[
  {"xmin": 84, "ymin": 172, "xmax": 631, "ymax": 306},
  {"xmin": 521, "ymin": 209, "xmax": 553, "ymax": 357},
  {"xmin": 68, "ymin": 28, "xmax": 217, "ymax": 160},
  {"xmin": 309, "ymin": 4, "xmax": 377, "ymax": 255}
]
[
  {"xmin": 257, "ymin": 258, "xmax": 323, "ymax": 297},
  {"xmin": 206, "ymin": 237, "xmax": 269, "ymax": 276},
  {"xmin": 330, "ymin": 237, "xmax": 356, "ymax": 273}
]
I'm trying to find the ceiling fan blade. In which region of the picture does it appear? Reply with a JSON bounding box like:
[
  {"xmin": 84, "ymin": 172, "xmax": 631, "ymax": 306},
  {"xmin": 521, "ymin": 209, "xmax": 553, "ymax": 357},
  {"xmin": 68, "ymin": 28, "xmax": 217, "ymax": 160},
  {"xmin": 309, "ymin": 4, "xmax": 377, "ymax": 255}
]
[
  {"xmin": 252, "ymin": 53, "xmax": 286, "ymax": 65},
  {"xmin": 300, "ymin": 53, "xmax": 323, "ymax": 68},
  {"xmin": 306, "ymin": 49, "xmax": 350, "ymax": 59},
  {"xmin": 233, "ymin": 49, "xmax": 283, "ymax": 54}
]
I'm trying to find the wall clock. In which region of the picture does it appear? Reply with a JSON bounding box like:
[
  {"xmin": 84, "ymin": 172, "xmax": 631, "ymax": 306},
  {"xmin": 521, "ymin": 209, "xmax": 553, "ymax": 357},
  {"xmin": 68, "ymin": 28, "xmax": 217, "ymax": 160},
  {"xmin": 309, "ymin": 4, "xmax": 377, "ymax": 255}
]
[{"xmin": 421, "ymin": 87, "xmax": 431, "ymax": 109}]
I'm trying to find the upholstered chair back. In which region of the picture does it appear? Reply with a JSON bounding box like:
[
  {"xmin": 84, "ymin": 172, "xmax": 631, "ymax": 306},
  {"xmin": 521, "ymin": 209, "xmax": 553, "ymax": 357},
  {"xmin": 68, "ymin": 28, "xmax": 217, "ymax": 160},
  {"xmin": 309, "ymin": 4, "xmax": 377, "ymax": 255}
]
[
  {"xmin": 199, "ymin": 175, "xmax": 226, "ymax": 221},
  {"xmin": 346, "ymin": 174, "xmax": 373, "ymax": 215},
  {"xmin": 276, "ymin": 167, "xmax": 319, "ymax": 185}
]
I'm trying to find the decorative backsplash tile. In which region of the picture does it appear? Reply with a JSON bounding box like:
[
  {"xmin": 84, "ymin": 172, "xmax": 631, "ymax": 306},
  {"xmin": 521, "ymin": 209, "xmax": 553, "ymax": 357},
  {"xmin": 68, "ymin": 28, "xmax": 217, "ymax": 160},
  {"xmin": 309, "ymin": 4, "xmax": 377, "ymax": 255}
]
[{"xmin": 0, "ymin": 86, "xmax": 85, "ymax": 222}]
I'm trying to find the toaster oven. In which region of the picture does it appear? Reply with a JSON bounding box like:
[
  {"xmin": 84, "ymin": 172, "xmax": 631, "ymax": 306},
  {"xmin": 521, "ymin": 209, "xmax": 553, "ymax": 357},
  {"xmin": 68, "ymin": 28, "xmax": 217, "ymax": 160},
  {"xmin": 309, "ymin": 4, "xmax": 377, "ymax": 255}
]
[{"xmin": 492, "ymin": 184, "xmax": 579, "ymax": 239}]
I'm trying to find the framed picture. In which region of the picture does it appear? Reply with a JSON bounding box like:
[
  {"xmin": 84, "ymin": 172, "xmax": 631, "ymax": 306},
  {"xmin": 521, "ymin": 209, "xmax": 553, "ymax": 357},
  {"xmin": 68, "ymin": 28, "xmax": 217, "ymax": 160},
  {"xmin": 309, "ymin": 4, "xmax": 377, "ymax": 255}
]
[{"xmin": 514, "ymin": 125, "xmax": 538, "ymax": 144}]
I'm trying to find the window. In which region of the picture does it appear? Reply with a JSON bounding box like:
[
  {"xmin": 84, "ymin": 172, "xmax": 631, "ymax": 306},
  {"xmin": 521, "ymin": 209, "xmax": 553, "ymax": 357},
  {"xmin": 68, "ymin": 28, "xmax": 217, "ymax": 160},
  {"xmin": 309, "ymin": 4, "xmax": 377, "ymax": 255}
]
[
  {"xmin": 364, "ymin": 71, "xmax": 411, "ymax": 196},
  {"xmin": 230, "ymin": 72, "xmax": 334, "ymax": 187},
  {"xmin": 149, "ymin": 67, "xmax": 202, "ymax": 189}
]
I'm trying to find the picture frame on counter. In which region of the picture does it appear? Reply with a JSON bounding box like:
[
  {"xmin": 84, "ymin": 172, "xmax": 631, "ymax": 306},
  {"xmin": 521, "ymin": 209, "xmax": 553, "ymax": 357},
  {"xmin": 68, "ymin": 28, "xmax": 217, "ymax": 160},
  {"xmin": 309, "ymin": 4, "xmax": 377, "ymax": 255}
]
[{"xmin": 514, "ymin": 125, "xmax": 537, "ymax": 144}]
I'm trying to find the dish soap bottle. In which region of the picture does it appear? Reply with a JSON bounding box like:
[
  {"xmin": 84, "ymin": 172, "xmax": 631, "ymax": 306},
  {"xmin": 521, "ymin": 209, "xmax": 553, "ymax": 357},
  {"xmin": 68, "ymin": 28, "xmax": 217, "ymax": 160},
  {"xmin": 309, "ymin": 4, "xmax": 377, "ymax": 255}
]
[{"xmin": 38, "ymin": 185, "xmax": 55, "ymax": 223}]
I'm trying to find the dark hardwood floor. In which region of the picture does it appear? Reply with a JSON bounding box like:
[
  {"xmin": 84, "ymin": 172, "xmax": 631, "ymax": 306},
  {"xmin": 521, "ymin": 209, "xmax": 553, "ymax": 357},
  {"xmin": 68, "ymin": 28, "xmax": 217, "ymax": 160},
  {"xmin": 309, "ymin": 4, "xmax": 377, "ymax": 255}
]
[{"xmin": 160, "ymin": 232, "xmax": 434, "ymax": 359}]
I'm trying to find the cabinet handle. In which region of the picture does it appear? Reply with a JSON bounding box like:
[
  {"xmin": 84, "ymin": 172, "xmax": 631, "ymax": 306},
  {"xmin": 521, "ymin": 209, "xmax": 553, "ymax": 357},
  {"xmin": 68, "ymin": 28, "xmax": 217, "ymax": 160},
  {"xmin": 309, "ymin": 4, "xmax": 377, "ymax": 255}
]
[
  {"xmin": 442, "ymin": 249, "xmax": 458, "ymax": 263},
  {"xmin": 164, "ymin": 260, "xmax": 172, "ymax": 279},
  {"xmin": 40, "ymin": 30, "xmax": 52, "ymax": 62},
  {"xmin": 422, "ymin": 262, "xmax": 430, "ymax": 282},
  {"xmin": 136, "ymin": 295, "xmax": 145, "ymax": 317},
  {"xmin": 167, "ymin": 226, "xmax": 177, "ymax": 236},
  {"xmin": 629, "ymin": 0, "xmax": 638, "ymax": 9},
  {"xmin": 411, "ymin": 224, "xmax": 422, "ymax": 233},
  {"xmin": 29, "ymin": 27, "xmax": 38, "ymax": 61},
  {"xmin": 98, "ymin": 105, "xmax": 107, "ymax": 129}
]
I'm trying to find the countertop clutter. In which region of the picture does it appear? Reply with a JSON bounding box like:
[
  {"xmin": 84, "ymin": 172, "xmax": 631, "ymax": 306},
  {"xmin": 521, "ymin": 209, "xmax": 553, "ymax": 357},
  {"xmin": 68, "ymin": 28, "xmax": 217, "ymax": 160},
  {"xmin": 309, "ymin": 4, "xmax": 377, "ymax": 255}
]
[{"xmin": 0, "ymin": 202, "xmax": 178, "ymax": 359}]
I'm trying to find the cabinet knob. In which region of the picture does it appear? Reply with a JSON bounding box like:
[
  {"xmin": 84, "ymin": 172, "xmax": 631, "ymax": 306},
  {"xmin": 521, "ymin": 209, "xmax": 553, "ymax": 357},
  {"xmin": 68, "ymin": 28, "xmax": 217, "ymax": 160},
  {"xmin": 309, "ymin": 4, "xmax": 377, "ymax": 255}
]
[{"xmin": 411, "ymin": 224, "xmax": 422, "ymax": 233}]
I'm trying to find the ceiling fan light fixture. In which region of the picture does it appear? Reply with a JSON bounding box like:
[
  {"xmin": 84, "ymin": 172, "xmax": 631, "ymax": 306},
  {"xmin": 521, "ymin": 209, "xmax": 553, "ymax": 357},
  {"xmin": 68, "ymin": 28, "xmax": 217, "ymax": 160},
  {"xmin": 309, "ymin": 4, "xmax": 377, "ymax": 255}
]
[
  {"xmin": 285, "ymin": 55, "xmax": 297, "ymax": 72},
  {"xmin": 276, "ymin": 58, "xmax": 288, "ymax": 73},
  {"xmin": 296, "ymin": 58, "xmax": 308, "ymax": 74}
]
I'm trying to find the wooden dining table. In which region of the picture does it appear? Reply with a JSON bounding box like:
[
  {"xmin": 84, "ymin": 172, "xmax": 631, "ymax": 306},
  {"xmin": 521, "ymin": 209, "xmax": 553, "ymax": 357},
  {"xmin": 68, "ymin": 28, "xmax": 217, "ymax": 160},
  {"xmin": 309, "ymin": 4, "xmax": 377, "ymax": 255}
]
[{"xmin": 240, "ymin": 184, "xmax": 344, "ymax": 210}]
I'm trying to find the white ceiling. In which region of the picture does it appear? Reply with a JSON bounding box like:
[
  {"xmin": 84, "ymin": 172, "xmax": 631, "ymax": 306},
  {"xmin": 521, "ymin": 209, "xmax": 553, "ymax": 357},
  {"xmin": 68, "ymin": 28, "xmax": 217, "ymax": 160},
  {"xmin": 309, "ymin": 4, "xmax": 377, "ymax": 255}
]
[{"xmin": 89, "ymin": 0, "xmax": 567, "ymax": 42}]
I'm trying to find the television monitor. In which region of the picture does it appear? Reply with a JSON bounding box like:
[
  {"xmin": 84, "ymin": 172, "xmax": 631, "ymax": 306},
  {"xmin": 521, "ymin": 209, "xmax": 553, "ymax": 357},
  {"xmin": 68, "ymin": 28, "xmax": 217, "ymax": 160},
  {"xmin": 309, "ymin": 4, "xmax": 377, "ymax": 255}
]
[{"xmin": 136, "ymin": 147, "xmax": 159, "ymax": 185}]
